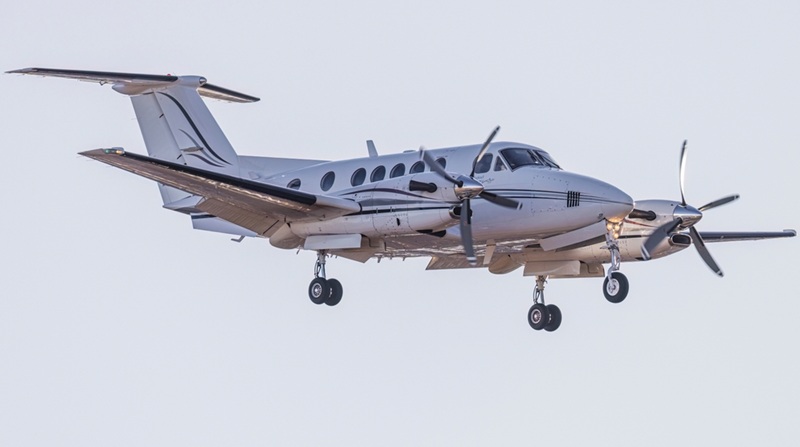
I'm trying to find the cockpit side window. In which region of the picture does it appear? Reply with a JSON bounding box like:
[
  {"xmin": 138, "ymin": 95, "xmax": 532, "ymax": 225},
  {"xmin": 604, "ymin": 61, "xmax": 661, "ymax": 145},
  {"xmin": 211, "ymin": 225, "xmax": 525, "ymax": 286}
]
[
  {"xmin": 494, "ymin": 157, "xmax": 507, "ymax": 171},
  {"xmin": 474, "ymin": 153, "xmax": 493, "ymax": 174},
  {"xmin": 500, "ymin": 148, "xmax": 544, "ymax": 170}
]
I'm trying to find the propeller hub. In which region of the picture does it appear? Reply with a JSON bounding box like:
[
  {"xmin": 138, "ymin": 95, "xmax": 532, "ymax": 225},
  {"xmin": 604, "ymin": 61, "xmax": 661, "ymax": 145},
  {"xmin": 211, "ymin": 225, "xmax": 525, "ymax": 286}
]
[
  {"xmin": 454, "ymin": 175, "xmax": 484, "ymax": 200},
  {"xmin": 674, "ymin": 204, "xmax": 702, "ymax": 228}
]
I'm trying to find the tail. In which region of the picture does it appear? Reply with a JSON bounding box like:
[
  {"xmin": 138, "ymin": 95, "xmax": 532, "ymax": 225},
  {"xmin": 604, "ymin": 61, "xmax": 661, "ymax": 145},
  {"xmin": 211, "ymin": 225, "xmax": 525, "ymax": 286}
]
[{"xmin": 7, "ymin": 67, "xmax": 258, "ymax": 205}]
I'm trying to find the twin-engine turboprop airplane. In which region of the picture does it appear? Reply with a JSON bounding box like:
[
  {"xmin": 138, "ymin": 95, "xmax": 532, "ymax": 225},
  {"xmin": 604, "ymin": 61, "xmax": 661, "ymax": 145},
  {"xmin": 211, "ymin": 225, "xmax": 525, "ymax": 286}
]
[{"xmin": 9, "ymin": 67, "xmax": 795, "ymax": 332}]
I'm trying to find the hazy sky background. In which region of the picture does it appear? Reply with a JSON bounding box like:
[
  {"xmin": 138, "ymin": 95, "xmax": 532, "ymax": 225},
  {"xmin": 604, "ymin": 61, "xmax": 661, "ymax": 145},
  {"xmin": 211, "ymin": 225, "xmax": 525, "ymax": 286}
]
[{"xmin": 2, "ymin": 1, "xmax": 799, "ymax": 445}]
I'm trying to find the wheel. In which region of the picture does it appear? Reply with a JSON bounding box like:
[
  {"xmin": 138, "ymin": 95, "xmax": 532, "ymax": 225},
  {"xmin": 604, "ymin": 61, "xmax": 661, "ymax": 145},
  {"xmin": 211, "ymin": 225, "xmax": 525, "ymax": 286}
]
[
  {"xmin": 603, "ymin": 271, "xmax": 629, "ymax": 303},
  {"xmin": 325, "ymin": 278, "xmax": 343, "ymax": 306},
  {"xmin": 544, "ymin": 304, "xmax": 562, "ymax": 332},
  {"xmin": 308, "ymin": 277, "xmax": 329, "ymax": 304},
  {"xmin": 528, "ymin": 303, "xmax": 549, "ymax": 330}
]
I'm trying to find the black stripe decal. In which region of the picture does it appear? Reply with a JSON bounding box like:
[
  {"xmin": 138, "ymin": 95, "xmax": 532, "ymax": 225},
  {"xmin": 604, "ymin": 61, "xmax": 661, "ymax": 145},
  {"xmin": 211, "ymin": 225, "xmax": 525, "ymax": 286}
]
[
  {"xmin": 158, "ymin": 92, "xmax": 231, "ymax": 166},
  {"xmin": 185, "ymin": 153, "xmax": 225, "ymax": 168},
  {"xmin": 349, "ymin": 206, "xmax": 451, "ymax": 216}
]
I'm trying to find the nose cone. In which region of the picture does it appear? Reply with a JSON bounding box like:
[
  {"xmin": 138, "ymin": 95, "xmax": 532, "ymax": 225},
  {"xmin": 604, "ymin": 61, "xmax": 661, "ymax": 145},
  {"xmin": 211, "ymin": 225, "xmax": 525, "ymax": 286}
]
[
  {"xmin": 554, "ymin": 171, "xmax": 633, "ymax": 223},
  {"xmin": 580, "ymin": 177, "xmax": 634, "ymax": 222}
]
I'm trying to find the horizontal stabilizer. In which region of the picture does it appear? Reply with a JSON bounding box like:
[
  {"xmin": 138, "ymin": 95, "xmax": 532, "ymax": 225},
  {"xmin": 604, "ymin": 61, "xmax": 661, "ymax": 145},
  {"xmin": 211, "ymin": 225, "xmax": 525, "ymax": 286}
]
[{"xmin": 6, "ymin": 67, "xmax": 259, "ymax": 103}]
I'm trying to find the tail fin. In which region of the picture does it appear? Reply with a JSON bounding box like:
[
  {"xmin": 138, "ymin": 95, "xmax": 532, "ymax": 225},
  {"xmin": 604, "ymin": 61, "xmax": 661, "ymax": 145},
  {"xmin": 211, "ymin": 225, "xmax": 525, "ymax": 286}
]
[{"xmin": 7, "ymin": 67, "xmax": 259, "ymax": 204}]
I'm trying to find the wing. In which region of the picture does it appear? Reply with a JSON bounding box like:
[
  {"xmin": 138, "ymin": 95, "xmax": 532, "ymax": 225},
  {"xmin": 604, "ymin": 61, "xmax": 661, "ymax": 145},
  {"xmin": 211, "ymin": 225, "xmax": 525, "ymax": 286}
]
[
  {"xmin": 698, "ymin": 230, "xmax": 796, "ymax": 242},
  {"xmin": 81, "ymin": 149, "xmax": 361, "ymax": 236}
]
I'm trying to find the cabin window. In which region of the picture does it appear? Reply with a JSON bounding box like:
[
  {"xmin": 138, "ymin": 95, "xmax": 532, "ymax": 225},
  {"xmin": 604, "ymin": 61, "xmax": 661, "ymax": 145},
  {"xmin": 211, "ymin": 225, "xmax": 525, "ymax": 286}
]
[
  {"xmin": 390, "ymin": 163, "xmax": 406, "ymax": 178},
  {"xmin": 351, "ymin": 168, "xmax": 366, "ymax": 186},
  {"xmin": 474, "ymin": 153, "xmax": 493, "ymax": 174},
  {"xmin": 410, "ymin": 161, "xmax": 425, "ymax": 173},
  {"xmin": 494, "ymin": 157, "xmax": 507, "ymax": 171},
  {"xmin": 371, "ymin": 165, "xmax": 386, "ymax": 182},
  {"xmin": 436, "ymin": 157, "xmax": 447, "ymax": 169},
  {"xmin": 287, "ymin": 178, "xmax": 301, "ymax": 189},
  {"xmin": 320, "ymin": 171, "xmax": 335, "ymax": 191}
]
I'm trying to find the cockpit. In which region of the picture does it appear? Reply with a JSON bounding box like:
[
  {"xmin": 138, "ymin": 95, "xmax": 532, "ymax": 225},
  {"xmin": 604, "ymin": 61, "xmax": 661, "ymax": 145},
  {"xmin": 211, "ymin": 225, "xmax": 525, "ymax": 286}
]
[
  {"xmin": 500, "ymin": 148, "xmax": 561, "ymax": 170},
  {"xmin": 472, "ymin": 147, "xmax": 561, "ymax": 174}
]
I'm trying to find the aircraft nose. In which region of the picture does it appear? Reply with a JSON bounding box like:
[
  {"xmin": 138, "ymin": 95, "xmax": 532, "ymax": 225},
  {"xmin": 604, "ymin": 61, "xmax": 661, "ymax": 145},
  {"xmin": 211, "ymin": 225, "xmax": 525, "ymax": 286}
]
[{"xmin": 588, "ymin": 179, "xmax": 634, "ymax": 222}]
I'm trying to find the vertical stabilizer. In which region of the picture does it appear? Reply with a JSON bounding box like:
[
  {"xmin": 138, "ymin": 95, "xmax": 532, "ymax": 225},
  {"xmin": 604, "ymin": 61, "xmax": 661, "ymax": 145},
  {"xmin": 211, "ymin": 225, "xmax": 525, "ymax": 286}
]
[{"xmin": 129, "ymin": 77, "xmax": 241, "ymax": 176}]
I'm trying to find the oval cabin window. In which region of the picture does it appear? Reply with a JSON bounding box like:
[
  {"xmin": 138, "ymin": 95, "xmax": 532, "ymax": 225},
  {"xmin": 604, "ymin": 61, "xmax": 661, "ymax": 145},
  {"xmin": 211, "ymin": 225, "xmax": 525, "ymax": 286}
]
[
  {"xmin": 371, "ymin": 166, "xmax": 386, "ymax": 182},
  {"xmin": 320, "ymin": 171, "xmax": 335, "ymax": 191},
  {"xmin": 351, "ymin": 168, "xmax": 366, "ymax": 186},
  {"xmin": 390, "ymin": 163, "xmax": 406, "ymax": 178}
]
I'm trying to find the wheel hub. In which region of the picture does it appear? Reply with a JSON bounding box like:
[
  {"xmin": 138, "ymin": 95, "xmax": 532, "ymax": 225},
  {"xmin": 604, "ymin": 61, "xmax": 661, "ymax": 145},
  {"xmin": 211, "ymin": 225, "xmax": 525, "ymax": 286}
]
[{"xmin": 606, "ymin": 278, "xmax": 619, "ymax": 295}]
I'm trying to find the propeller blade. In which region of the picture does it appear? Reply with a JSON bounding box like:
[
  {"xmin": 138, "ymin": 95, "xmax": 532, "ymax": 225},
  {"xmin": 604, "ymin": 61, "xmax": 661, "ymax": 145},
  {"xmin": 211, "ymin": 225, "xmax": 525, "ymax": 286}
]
[
  {"xmin": 689, "ymin": 226, "xmax": 723, "ymax": 277},
  {"xmin": 419, "ymin": 147, "xmax": 460, "ymax": 185},
  {"xmin": 679, "ymin": 140, "xmax": 688, "ymax": 206},
  {"xmin": 470, "ymin": 126, "xmax": 501, "ymax": 177},
  {"xmin": 480, "ymin": 191, "xmax": 521, "ymax": 209},
  {"xmin": 698, "ymin": 194, "xmax": 740, "ymax": 212},
  {"xmin": 641, "ymin": 218, "xmax": 682, "ymax": 260},
  {"xmin": 459, "ymin": 199, "xmax": 476, "ymax": 265}
]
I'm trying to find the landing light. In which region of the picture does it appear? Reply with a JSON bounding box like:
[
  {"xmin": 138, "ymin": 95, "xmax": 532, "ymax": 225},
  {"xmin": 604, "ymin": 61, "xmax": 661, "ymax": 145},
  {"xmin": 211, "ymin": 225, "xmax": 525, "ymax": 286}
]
[{"xmin": 606, "ymin": 220, "xmax": 623, "ymax": 239}]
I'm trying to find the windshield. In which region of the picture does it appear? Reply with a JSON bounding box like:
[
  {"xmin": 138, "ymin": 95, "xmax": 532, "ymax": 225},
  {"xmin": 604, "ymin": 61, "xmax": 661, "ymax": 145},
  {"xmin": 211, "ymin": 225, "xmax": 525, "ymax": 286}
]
[
  {"xmin": 499, "ymin": 148, "xmax": 561, "ymax": 170},
  {"xmin": 500, "ymin": 148, "xmax": 543, "ymax": 169}
]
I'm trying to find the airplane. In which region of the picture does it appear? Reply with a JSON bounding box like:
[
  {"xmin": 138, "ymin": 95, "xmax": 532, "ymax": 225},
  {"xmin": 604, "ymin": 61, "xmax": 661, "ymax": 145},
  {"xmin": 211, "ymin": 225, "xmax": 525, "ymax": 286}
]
[{"xmin": 8, "ymin": 67, "xmax": 795, "ymax": 332}]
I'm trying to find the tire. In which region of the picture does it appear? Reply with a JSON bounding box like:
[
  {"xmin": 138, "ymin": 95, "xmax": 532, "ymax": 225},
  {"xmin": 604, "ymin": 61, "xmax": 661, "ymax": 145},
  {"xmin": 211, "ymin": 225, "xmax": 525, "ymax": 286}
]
[
  {"xmin": 325, "ymin": 278, "xmax": 343, "ymax": 306},
  {"xmin": 528, "ymin": 303, "xmax": 549, "ymax": 330},
  {"xmin": 544, "ymin": 304, "xmax": 562, "ymax": 332},
  {"xmin": 308, "ymin": 277, "xmax": 329, "ymax": 304},
  {"xmin": 603, "ymin": 271, "xmax": 629, "ymax": 304}
]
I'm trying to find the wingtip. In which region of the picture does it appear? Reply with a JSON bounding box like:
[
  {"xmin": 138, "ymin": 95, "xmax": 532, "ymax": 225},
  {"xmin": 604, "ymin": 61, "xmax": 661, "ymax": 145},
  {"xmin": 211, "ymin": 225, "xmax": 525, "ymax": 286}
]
[
  {"xmin": 79, "ymin": 147, "xmax": 125, "ymax": 158},
  {"xmin": 5, "ymin": 68, "xmax": 33, "ymax": 74}
]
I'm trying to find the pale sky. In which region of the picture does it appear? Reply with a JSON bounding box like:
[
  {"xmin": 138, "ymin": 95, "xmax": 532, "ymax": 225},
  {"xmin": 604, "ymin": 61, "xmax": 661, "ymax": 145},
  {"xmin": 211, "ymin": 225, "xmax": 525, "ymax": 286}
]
[{"xmin": 1, "ymin": 1, "xmax": 799, "ymax": 446}]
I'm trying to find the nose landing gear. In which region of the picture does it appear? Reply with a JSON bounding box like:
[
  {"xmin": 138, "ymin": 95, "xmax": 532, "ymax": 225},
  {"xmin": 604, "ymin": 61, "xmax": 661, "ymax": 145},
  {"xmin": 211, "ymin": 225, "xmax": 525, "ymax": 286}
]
[
  {"xmin": 308, "ymin": 250, "xmax": 344, "ymax": 306},
  {"xmin": 603, "ymin": 222, "xmax": 629, "ymax": 304},
  {"xmin": 528, "ymin": 276, "xmax": 562, "ymax": 332}
]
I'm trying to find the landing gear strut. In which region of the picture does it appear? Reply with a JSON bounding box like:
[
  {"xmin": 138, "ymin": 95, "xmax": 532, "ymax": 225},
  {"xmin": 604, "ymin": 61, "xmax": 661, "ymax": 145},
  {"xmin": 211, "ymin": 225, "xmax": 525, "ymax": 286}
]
[
  {"xmin": 528, "ymin": 275, "xmax": 562, "ymax": 332},
  {"xmin": 308, "ymin": 250, "xmax": 344, "ymax": 306},
  {"xmin": 603, "ymin": 222, "xmax": 629, "ymax": 304}
]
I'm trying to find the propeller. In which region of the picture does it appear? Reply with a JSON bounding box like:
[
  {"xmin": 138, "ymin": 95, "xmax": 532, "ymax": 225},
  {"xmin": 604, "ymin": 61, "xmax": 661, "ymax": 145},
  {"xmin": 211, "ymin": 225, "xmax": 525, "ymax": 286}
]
[
  {"xmin": 640, "ymin": 140, "xmax": 739, "ymax": 276},
  {"xmin": 419, "ymin": 126, "xmax": 520, "ymax": 265}
]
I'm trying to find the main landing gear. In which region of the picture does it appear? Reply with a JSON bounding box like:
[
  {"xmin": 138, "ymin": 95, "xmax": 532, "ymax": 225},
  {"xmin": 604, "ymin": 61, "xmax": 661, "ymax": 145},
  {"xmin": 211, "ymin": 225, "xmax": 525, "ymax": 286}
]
[
  {"xmin": 308, "ymin": 250, "xmax": 343, "ymax": 306},
  {"xmin": 528, "ymin": 276, "xmax": 562, "ymax": 332}
]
